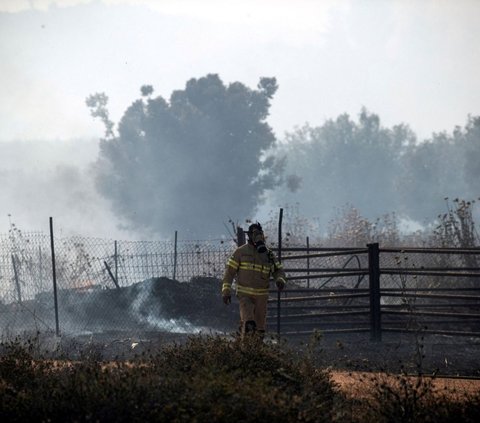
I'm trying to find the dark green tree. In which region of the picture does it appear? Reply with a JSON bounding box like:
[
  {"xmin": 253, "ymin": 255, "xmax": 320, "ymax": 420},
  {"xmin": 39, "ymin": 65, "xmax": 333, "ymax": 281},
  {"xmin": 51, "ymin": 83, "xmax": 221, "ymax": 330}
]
[{"xmin": 87, "ymin": 74, "xmax": 284, "ymax": 237}]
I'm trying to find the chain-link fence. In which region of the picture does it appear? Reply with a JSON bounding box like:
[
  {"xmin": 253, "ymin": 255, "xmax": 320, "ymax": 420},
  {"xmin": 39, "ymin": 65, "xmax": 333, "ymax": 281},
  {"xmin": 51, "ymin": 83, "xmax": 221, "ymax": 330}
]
[
  {"xmin": 2, "ymin": 226, "xmax": 479, "ymax": 339},
  {"xmin": 0, "ymin": 229, "xmax": 236, "ymax": 336}
]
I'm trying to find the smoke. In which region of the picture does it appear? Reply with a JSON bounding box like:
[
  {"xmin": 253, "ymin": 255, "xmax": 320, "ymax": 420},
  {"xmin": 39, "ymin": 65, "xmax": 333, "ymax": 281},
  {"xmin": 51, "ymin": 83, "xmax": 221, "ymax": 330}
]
[
  {"xmin": 90, "ymin": 75, "xmax": 284, "ymax": 239},
  {"xmin": 129, "ymin": 280, "xmax": 212, "ymax": 334},
  {"xmin": 0, "ymin": 139, "xmax": 144, "ymax": 239}
]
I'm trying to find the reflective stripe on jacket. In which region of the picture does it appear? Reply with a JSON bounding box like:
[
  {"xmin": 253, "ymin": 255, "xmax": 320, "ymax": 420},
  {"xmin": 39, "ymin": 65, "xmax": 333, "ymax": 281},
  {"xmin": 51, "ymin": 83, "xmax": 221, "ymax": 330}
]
[{"xmin": 221, "ymin": 242, "xmax": 286, "ymax": 297}]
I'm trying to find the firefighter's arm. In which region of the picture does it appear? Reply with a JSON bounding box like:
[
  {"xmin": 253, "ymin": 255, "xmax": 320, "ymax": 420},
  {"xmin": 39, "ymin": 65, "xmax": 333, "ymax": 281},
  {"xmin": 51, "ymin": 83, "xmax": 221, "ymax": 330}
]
[
  {"xmin": 221, "ymin": 249, "xmax": 240, "ymax": 303},
  {"xmin": 270, "ymin": 252, "xmax": 287, "ymax": 291}
]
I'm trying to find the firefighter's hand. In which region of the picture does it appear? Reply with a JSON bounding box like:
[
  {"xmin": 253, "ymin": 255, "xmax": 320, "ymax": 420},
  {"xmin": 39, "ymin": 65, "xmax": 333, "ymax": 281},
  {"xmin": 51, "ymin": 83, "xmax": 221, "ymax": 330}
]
[
  {"xmin": 276, "ymin": 279, "xmax": 285, "ymax": 291},
  {"xmin": 223, "ymin": 295, "xmax": 231, "ymax": 305}
]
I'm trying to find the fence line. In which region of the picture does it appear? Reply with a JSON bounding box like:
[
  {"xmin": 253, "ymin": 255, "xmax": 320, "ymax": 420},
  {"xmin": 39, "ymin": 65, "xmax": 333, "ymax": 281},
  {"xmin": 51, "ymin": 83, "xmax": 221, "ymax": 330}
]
[
  {"xmin": 0, "ymin": 231, "xmax": 236, "ymax": 303},
  {"xmin": 2, "ymin": 219, "xmax": 480, "ymax": 340},
  {"xmin": 0, "ymin": 228, "xmax": 241, "ymax": 336},
  {"xmin": 268, "ymin": 242, "xmax": 480, "ymax": 340}
]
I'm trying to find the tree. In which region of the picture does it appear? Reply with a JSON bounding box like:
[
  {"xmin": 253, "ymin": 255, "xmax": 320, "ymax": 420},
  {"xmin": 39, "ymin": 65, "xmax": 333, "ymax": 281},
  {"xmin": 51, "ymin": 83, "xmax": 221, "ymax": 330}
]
[
  {"xmin": 87, "ymin": 74, "xmax": 284, "ymax": 238},
  {"xmin": 462, "ymin": 115, "xmax": 480, "ymax": 196},
  {"xmin": 398, "ymin": 118, "xmax": 476, "ymax": 222},
  {"xmin": 270, "ymin": 109, "xmax": 414, "ymax": 228}
]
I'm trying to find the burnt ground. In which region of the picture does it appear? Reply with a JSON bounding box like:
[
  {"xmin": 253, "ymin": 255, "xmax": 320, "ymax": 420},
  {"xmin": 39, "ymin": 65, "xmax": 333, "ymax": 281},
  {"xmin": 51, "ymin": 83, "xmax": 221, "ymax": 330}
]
[
  {"xmin": 52, "ymin": 327, "xmax": 480, "ymax": 378},
  {"xmin": 309, "ymin": 332, "xmax": 480, "ymax": 378},
  {"xmin": 8, "ymin": 277, "xmax": 480, "ymax": 378}
]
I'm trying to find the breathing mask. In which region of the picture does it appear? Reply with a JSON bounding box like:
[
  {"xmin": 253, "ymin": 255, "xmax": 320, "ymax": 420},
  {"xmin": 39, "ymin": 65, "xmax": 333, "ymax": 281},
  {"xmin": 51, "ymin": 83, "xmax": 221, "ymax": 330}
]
[{"xmin": 248, "ymin": 223, "xmax": 267, "ymax": 254}]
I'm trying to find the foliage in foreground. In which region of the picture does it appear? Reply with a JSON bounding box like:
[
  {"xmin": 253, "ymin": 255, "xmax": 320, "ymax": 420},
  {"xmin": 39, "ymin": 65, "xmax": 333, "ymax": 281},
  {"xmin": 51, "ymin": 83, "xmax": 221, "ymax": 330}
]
[
  {"xmin": 0, "ymin": 335, "xmax": 479, "ymax": 422},
  {"xmin": 0, "ymin": 335, "xmax": 339, "ymax": 422},
  {"xmin": 351, "ymin": 368, "xmax": 480, "ymax": 423}
]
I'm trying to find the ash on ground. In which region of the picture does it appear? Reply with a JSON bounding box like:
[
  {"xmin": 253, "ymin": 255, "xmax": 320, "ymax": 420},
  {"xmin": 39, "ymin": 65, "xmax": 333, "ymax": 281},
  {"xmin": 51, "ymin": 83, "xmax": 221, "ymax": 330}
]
[{"xmin": 2, "ymin": 276, "xmax": 479, "ymax": 377}]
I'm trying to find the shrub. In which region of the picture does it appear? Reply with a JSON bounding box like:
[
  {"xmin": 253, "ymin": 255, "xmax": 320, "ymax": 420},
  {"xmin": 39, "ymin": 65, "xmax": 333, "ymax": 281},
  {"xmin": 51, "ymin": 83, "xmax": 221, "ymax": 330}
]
[
  {"xmin": 353, "ymin": 369, "xmax": 480, "ymax": 423},
  {"xmin": 0, "ymin": 334, "xmax": 340, "ymax": 422},
  {"xmin": 1, "ymin": 334, "xmax": 478, "ymax": 422}
]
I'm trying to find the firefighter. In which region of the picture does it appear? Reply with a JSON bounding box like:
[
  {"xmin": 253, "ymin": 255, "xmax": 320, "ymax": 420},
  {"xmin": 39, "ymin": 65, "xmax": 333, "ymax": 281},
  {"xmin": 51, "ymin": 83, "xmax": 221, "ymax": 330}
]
[{"xmin": 222, "ymin": 222, "xmax": 286, "ymax": 338}]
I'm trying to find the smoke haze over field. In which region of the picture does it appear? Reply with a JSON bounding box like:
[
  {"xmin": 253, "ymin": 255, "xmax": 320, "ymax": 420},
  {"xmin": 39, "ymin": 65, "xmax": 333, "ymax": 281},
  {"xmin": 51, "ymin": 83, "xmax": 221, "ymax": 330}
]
[
  {"xmin": 0, "ymin": 139, "xmax": 141, "ymax": 239},
  {"xmin": 1, "ymin": 1, "xmax": 479, "ymax": 239}
]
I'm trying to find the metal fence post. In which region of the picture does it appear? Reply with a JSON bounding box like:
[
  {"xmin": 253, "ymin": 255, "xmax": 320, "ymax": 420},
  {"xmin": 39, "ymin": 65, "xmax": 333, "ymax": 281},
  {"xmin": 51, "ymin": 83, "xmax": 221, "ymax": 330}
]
[
  {"xmin": 368, "ymin": 242, "xmax": 381, "ymax": 342},
  {"xmin": 114, "ymin": 240, "xmax": 118, "ymax": 286},
  {"xmin": 49, "ymin": 217, "xmax": 60, "ymax": 336},
  {"xmin": 277, "ymin": 208, "xmax": 283, "ymax": 337},
  {"xmin": 39, "ymin": 246, "xmax": 43, "ymax": 288},
  {"xmin": 236, "ymin": 226, "xmax": 245, "ymax": 246},
  {"xmin": 11, "ymin": 254, "xmax": 22, "ymax": 303},
  {"xmin": 104, "ymin": 261, "xmax": 120, "ymax": 289},
  {"xmin": 173, "ymin": 230, "xmax": 178, "ymax": 280},
  {"xmin": 306, "ymin": 236, "xmax": 310, "ymax": 289}
]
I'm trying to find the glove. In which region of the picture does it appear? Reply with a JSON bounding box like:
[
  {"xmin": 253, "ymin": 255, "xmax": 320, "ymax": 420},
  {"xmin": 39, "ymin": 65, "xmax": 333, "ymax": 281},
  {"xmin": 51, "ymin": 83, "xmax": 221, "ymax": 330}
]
[
  {"xmin": 276, "ymin": 279, "xmax": 285, "ymax": 291},
  {"xmin": 223, "ymin": 295, "xmax": 231, "ymax": 305}
]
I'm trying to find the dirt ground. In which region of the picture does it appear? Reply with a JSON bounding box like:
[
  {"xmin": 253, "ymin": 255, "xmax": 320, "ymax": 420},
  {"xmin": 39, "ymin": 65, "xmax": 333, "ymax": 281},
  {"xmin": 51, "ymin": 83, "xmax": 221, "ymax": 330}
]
[
  {"xmin": 16, "ymin": 276, "xmax": 479, "ymax": 380},
  {"xmin": 50, "ymin": 328, "xmax": 480, "ymax": 378},
  {"xmin": 30, "ymin": 322, "xmax": 480, "ymax": 403},
  {"xmin": 311, "ymin": 332, "xmax": 480, "ymax": 377},
  {"xmin": 330, "ymin": 370, "xmax": 480, "ymax": 400}
]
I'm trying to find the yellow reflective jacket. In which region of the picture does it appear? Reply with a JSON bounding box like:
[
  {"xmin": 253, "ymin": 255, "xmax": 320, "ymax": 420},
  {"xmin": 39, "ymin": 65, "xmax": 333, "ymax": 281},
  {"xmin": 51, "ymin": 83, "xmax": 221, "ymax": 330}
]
[{"xmin": 222, "ymin": 242, "xmax": 287, "ymax": 297}]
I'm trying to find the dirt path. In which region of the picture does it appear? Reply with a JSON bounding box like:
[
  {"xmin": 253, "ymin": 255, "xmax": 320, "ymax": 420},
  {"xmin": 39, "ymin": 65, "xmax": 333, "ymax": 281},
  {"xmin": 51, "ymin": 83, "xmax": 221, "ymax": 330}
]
[{"xmin": 331, "ymin": 370, "xmax": 480, "ymax": 400}]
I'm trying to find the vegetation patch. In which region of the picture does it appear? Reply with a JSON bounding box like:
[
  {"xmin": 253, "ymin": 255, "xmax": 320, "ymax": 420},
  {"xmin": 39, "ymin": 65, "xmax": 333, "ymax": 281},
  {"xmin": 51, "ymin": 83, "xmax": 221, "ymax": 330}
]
[{"xmin": 1, "ymin": 334, "xmax": 479, "ymax": 422}]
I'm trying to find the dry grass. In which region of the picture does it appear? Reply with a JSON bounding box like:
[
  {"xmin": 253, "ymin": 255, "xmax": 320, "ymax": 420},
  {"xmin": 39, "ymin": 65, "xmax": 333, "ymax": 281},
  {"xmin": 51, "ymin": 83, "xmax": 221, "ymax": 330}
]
[
  {"xmin": 1, "ymin": 334, "xmax": 479, "ymax": 422},
  {"xmin": 332, "ymin": 370, "xmax": 480, "ymax": 401}
]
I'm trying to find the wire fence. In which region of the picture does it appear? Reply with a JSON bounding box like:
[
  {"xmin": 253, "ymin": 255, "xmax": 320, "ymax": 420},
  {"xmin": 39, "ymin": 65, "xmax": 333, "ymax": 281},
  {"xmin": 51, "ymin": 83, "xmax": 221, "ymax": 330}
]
[
  {"xmin": 0, "ymin": 229, "xmax": 236, "ymax": 336},
  {"xmin": 1, "ymin": 226, "xmax": 479, "ymax": 339},
  {"xmin": 0, "ymin": 231, "xmax": 236, "ymax": 300}
]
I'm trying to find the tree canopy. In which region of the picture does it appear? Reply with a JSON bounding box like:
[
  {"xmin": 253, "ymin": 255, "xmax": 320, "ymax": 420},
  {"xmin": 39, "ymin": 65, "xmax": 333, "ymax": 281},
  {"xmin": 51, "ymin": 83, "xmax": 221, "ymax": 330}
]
[
  {"xmin": 271, "ymin": 110, "xmax": 479, "ymax": 228},
  {"xmin": 87, "ymin": 77, "xmax": 480, "ymax": 238},
  {"xmin": 87, "ymin": 74, "xmax": 284, "ymax": 238}
]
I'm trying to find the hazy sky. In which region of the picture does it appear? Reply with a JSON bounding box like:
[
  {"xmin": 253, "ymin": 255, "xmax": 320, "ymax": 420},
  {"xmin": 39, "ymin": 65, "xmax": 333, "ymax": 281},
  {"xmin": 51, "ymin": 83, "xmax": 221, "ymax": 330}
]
[
  {"xmin": 1, "ymin": 0, "xmax": 479, "ymax": 143},
  {"xmin": 1, "ymin": 0, "xmax": 479, "ymax": 238}
]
